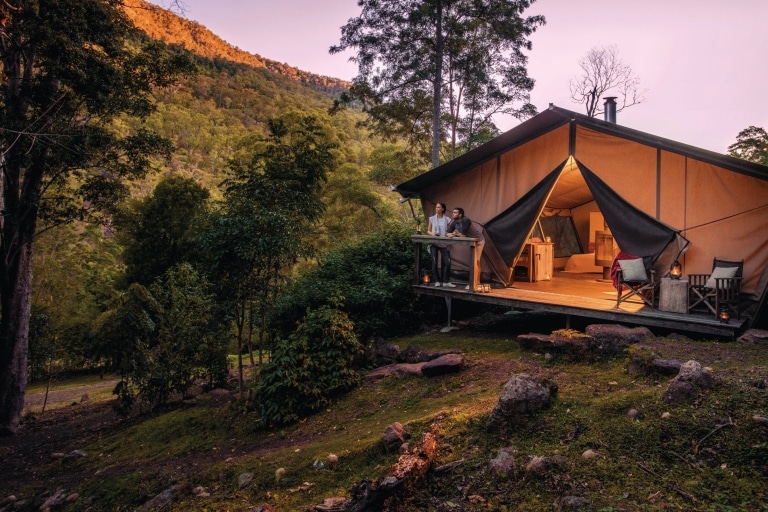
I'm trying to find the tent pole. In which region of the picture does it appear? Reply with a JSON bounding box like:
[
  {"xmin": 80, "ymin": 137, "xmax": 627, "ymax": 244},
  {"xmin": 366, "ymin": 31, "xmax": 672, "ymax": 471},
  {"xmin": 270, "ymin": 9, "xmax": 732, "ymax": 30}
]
[{"xmin": 445, "ymin": 297, "xmax": 452, "ymax": 327}]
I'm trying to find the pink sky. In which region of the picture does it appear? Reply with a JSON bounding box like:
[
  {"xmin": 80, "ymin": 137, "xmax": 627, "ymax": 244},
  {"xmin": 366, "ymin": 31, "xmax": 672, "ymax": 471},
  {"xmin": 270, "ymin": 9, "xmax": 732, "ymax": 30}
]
[{"xmin": 149, "ymin": 0, "xmax": 768, "ymax": 154}]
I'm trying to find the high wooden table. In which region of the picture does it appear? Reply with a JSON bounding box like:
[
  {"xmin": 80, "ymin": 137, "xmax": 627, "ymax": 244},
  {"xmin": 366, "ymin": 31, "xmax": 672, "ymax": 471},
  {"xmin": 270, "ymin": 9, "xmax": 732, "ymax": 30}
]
[{"xmin": 411, "ymin": 234, "xmax": 481, "ymax": 291}]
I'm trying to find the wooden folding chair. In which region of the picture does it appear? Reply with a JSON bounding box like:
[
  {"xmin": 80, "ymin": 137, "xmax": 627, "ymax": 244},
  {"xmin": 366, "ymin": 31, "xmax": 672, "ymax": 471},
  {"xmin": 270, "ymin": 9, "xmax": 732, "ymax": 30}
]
[
  {"xmin": 615, "ymin": 255, "xmax": 656, "ymax": 309},
  {"xmin": 689, "ymin": 258, "xmax": 743, "ymax": 319}
]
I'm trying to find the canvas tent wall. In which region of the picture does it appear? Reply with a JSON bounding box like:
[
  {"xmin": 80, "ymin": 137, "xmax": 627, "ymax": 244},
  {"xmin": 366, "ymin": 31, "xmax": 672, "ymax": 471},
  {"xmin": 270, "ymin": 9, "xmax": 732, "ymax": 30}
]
[{"xmin": 395, "ymin": 105, "xmax": 768, "ymax": 320}]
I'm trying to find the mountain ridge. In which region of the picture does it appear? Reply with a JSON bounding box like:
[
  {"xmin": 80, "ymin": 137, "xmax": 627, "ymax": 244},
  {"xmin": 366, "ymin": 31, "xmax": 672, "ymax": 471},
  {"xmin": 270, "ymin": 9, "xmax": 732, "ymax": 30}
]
[{"xmin": 123, "ymin": 0, "xmax": 351, "ymax": 95}]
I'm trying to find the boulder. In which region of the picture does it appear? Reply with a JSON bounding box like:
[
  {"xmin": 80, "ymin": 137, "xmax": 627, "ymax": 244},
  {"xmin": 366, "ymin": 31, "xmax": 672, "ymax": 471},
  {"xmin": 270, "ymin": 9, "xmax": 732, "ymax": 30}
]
[
  {"xmin": 585, "ymin": 324, "xmax": 653, "ymax": 355},
  {"xmin": 487, "ymin": 374, "xmax": 557, "ymax": 429},
  {"xmin": 382, "ymin": 422, "xmax": 407, "ymax": 452},
  {"xmin": 676, "ymin": 360, "xmax": 714, "ymax": 388},
  {"xmin": 421, "ymin": 353, "xmax": 464, "ymax": 376},
  {"xmin": 662, "ymin": 379, "xmax": 698, "ymax": 405}
]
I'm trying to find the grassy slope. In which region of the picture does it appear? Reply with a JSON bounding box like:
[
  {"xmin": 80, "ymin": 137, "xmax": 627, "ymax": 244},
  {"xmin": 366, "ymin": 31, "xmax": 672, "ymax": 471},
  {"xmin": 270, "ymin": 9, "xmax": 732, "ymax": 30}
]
[{"xmin": 5, "ymin": 313, "xmax": 768, "ymax": 511}]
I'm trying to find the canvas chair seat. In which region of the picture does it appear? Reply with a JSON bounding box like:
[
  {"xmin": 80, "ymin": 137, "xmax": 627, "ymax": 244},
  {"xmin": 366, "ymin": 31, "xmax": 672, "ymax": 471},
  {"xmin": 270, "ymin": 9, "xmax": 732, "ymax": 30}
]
[
  {"xmin": 614, "ymin": 255, "xmax": 656, "ymax": 309},
  {"xmin": 688, "ymin": 258, "xmax": 743, "ymax": 319}
]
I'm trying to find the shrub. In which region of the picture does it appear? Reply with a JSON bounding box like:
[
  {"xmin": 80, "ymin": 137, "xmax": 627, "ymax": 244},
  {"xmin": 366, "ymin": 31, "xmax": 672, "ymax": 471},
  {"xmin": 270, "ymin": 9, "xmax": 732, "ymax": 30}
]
[
  {"xmin": 270, "ymin": 223, "xmax": 425, "ymax": 341},
  {"xmin": 254, "ymin": 300, "xmax": 363, "ymax": 427}
]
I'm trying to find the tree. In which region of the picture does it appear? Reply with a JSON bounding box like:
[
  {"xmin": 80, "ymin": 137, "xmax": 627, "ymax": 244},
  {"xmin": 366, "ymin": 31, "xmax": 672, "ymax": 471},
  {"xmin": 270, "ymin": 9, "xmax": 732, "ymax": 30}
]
[
  {"xmin": 117, "ymin": 175, "xmax": 210, "ymax": 286},
  {"xmin": 569, "ymin": 44, "xmax": 645, "ymax": 118},
  {"xmin": 0, "ymin": 0, "xmax": 192, "ymax": 434},
  {"xmin": 727, "ymin": 126, "xmax": 768, "ymax": 166},
  {"xmin": 330, "ymin": 0, "xmax": 544, "ymax": 169},
  {"xmin": 197, "ymin": 112, "xmax": 336, "ymax": 395}
]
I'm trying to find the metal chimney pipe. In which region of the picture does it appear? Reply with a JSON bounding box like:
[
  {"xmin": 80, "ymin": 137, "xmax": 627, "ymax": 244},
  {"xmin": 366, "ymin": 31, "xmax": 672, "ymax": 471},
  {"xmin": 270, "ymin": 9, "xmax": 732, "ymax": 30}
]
[{"xmin": 603, "ymin": 96, "xmax": 617, "ymax": 123}]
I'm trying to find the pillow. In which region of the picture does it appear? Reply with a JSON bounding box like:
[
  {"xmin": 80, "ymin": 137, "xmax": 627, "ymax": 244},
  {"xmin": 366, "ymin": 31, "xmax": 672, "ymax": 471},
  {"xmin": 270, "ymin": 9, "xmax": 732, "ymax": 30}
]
[
  {"xmin": 618, "ymin": 258, "xmax": 648, "ymax": 282},
  {"xmin": 705, "ymin": 266, "xmax": 738, "ymax": 289}
]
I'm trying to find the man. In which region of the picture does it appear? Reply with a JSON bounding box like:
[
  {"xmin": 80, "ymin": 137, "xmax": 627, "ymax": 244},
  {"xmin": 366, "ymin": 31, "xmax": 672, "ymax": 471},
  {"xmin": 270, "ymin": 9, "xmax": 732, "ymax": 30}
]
[
  {"xmin": 447, "ymin": 207, "xmax": 485, "ymax": 290},
  {"xmin": 446, "ymin": 207, "xmax": 471, "ymax": 238}
]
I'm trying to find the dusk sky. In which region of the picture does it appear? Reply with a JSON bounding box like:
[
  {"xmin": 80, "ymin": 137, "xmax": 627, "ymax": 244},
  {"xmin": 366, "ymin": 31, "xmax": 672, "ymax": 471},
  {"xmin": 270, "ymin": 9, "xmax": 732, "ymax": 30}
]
[{"xmin": 148, "ymin": 0, "xmax": 767, "ymax": 155}]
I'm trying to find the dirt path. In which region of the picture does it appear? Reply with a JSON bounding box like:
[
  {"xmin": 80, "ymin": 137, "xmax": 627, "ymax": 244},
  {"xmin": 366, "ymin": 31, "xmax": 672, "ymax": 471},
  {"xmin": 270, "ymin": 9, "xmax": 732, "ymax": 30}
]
[{"xmin": 23, "ymin": 379, "xmax": 119, "ymax": 411}]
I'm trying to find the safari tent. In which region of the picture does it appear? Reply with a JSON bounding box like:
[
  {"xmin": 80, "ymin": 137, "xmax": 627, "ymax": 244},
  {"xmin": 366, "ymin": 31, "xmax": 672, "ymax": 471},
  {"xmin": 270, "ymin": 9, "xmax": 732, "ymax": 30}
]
[{"xmin": 394, "ymin": 104, "xmax": 768, "ymax": 327}]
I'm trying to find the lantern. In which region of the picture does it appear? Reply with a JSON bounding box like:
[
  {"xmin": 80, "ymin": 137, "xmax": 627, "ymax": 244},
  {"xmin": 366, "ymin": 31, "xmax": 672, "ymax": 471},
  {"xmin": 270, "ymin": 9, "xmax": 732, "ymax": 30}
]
[
  {"xmin": 669, "ymin": 260, "xmax": 682, "ymax": 280},
  {"xmin": 422, "ymin": 272, "xmax": 431, "ymax": 284},
  {"xmin": 718, "ymin": 305, "xmax": 730, "ymax": 324}
]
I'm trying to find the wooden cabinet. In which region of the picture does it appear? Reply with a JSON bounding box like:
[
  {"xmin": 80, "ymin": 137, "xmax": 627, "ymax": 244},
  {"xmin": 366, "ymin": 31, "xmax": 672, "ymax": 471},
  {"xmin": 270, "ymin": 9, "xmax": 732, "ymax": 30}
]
[{"xmin": 514, "ymin": 242, "xmax": 553, "ymax": 282}]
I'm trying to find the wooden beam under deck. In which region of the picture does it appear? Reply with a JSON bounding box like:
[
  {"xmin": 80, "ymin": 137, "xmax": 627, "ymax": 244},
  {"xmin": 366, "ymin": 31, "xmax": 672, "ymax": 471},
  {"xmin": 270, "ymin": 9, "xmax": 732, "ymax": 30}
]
[{"xmin": 414, "ymin": 271, "xmax": 746, "ymax": 338}]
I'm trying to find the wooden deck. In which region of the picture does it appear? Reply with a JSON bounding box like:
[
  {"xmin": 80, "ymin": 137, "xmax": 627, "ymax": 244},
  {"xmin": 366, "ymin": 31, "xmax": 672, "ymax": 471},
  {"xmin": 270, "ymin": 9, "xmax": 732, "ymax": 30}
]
[{"xmin": 414, "ymin": 270, "xmax": 746, "ymax": 338}]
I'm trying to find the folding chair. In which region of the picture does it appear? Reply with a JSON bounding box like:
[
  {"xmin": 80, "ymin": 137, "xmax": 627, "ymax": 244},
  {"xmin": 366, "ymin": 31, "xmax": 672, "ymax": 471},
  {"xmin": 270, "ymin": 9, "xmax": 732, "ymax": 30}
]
[
  {"xmin": 615, "ymin": 255, "xmax": 656, "ymax": 309},
  {"xmin": 688, "ymin": 258, "xmax": 743, "ymax": 319}
]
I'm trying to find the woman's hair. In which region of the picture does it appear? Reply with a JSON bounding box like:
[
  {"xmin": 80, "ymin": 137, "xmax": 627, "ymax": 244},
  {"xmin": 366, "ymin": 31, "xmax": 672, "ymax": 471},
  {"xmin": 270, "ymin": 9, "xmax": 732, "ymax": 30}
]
[{"xmin": 435, "ymin": 202, "xmax": 446, "ymax": 211}]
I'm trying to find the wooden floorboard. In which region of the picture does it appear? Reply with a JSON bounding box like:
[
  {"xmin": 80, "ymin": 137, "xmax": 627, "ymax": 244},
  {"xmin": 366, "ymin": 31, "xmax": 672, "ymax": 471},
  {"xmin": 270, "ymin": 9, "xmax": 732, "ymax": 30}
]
[{"xmin": 415, "ymin": 271, "xmax": 746, "ymax": 337}]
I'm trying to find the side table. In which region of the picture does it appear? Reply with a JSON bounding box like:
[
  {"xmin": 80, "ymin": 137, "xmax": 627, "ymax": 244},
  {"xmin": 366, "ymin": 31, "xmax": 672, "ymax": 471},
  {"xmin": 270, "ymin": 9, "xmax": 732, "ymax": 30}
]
[{"xmin": 659, "ymin": 278, "xmax": 689, "ymax": 314}]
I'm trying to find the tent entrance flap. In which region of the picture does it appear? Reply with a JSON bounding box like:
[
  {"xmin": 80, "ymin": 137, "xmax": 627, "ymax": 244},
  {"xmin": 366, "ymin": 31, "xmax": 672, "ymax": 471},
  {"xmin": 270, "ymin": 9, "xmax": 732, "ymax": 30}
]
[{"xmin": 482, "ymin": 158, "xmax": 690, "ymax": 282}]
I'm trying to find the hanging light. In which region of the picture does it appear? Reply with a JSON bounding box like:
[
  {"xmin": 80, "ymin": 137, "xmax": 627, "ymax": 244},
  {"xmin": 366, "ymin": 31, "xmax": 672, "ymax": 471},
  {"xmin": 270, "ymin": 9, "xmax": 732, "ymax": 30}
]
[
  {"xmin": 669, "ymin": 260, "xmax": 682, "ymax": 280},
  {"xmin": 719, "ymin": 305, "xmax": 730, "ymax": 323}
]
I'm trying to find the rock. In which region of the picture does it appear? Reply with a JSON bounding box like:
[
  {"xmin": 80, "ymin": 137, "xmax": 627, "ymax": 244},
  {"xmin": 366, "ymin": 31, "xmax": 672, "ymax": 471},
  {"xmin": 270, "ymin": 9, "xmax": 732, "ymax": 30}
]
[
  {"xmin": 753, "ymin": 415, "xmax": 768, "ymax": 425},
  {"xmin": 327, "ymin": 453, "xmax": 338, "ymax": 463},
  {"xmin": 487, "ymin": 374, "xmax": 557, "ymax": 430},
  {"xmin": 365, "ymin": 362, "xmax": 424, "ymax": 380},
  {"xmin": 239, "ymin": 472, "xmax": 255, "ymax": 489},
  {"xmin": 391, "ymin": 363, "xmax": 426, "ymax": 378},
  {"xmin": 662, "ymin": 412, "xmax": 671, "ymax": 419},
  {"xmin": 676, "ymin": 360, "xmax": 714, "ymax": 389},
  {"xmin": 382, "ymin": 422, "xmax": 407, "ymax": 452},
  {"xmin": 421, "ymin": 353, "xmax": 464, "ymax": 376},
  {"xmin": 585, "ymin": 324, "xmax": 653, "ymax": 354},
  {"xmin": 662, "ymin": 379, "xmax": 698, "ymax": 405},
  {"xmin": 524, "ymin": 454, "xmax": 568, "ymax": 477},
  {"xmin": 142, "ymin": 484, "xmax": 186, "ymax": 510},
  {"xmin": 312, "ymin": 497, "xmax": 349, "ymax": 511},
  {"xmin": 399, "ymin": 345, "xmax": 462, "ymax": 363},
  {"xmin": 524, "ymin": 455, "xmax": 547, "ymax": 476},
  {"xmin": 628, "ymin": 408, "xmax": 639, "ymax": 419},
  {"xmin": 737, "ymin": 329, "xmax": 768, "ymax": 344},
  {"xmin": 40, "ymin": 489, "xmax": 67, "ymax": 510},
  {"xmin": 488, "ymin": 447, "xmax": 516, "ymax": 474},
  {"xmin": 365, "ymin": 338, "xmax": 401, "ymax": 366},
  {"xmin": 62, "ymin": 449, "xmax": 87, "ymax": 462},
  {"xmin": 561, "ymin": 496, "xmax": 590, "ymax": 510},
  {"xmin": 582, "ymin": 449, "xmax": 600, "ymax": 458},
  {"xmin": 517, "ymin": 333, "xmax": 590, "ymax": 355}
]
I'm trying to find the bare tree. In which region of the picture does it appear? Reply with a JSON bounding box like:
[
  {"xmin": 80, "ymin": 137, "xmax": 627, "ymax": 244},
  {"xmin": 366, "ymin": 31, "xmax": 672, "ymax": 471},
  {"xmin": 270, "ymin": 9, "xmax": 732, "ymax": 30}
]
[{"xmin": 569, "ymin": 44, "xmax": 645, "ymax": 118}]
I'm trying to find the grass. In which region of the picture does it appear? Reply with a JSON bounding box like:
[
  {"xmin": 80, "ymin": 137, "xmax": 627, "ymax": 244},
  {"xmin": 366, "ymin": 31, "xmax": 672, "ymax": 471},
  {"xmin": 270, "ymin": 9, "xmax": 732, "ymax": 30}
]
[{"xmin": 10, "ymin": 318, "xmax": 768, "ymax": 511}]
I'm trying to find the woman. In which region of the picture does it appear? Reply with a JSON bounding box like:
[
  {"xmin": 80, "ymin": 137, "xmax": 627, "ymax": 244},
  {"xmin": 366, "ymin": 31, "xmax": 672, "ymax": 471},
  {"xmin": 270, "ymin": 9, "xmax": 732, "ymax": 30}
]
[{"xmin": 427, "ymin": 203, "xmax": 454, "ymax": 287}]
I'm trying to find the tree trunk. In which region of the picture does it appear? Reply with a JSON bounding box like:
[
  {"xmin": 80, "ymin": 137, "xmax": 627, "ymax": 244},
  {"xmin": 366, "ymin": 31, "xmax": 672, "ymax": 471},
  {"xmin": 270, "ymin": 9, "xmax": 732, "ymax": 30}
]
[
  {"xmin": 431, "ymin": 0, "xmax": 444, "ymax": 169},
  {"xmin": 0, "ymin": 237, "xmax": 34, "ymax": 435}
]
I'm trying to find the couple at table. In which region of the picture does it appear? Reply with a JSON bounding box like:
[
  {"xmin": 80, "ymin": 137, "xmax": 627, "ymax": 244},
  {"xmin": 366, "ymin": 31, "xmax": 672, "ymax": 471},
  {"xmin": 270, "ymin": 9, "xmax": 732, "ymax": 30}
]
[{"xmin": 427, "ymin": 203, "xmax": 482, "ymax": 288}]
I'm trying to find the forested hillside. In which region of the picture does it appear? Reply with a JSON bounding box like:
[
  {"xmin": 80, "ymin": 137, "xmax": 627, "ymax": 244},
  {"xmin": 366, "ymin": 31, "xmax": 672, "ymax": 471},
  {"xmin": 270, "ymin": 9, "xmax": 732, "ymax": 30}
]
[
  {"xmin": 123, "ymin": 0, "xmax": 351, "ymax": 94},
  {"xmin": 30, "ymin": 0, "xmax": 415, "ymax": 380}
]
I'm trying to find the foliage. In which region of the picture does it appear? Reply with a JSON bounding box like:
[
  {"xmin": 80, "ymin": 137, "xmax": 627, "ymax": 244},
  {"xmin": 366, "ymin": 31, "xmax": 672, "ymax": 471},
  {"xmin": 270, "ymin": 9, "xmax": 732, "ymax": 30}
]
[
  {"xmin": 727, "ymin": 126, "xmax": 768, "ymax": 165},
  {"xmin": 117, "ymin": 175, "xmax": 211, "ymax": 286},
  {"xmin": 569, "ymin": 44, "xmax": 645, "ymax": 117},
  {"xmin": 107, "ymin": 264, "xmax": 228, "ymax": 415},
  {"xmin": 197, "ymin": 112, "xmax": 338, "ymax": 389},
  {"xmin": 331, "ymin": 0, "xmax": 544, "ymax": 167},
  {"xmin": 271, "ymin": 223, "xmax": 421, "ymax": 342},
  {"xmin": 0, "ymin": 0, "xmax": 193, "ymax": 433},
  {"xmin": 253, "ymin": 300, "xmax": 363, "ymax": 427}
]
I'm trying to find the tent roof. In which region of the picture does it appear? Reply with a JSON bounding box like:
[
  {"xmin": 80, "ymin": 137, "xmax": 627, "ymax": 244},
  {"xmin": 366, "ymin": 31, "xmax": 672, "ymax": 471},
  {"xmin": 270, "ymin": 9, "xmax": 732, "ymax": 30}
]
[{"xmin": 394, "ymin": 105, "xmax": 768, "ymax": 196}]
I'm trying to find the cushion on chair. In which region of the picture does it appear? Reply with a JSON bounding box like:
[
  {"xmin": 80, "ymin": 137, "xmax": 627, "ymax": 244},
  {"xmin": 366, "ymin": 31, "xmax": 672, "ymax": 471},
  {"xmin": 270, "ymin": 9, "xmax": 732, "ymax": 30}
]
[
  {"xmin": 705, "ymin": 266, "xmax": 738, "ymax": 289},
  {"xmin": 618, "ymin": 258, "xmax": 648, "ymax": 282}
]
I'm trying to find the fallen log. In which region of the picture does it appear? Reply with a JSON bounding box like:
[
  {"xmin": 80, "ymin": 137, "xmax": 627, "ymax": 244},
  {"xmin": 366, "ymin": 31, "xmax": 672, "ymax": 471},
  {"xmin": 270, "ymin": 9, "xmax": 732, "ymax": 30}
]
[{"xmin": 343, "ymin": 423, "xmax": 438, "ymax": 512}]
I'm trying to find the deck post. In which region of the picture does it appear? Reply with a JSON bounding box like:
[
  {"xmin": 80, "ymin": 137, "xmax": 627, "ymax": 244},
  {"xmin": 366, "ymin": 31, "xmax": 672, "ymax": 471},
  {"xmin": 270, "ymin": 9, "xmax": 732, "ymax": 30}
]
[
  {"xmin": 445, "ymin": 297, "xmax": 452, "ymax": 327},
  {"xmin": 413, "ymin": 241, "xmax": 423, "ymax": 284}
]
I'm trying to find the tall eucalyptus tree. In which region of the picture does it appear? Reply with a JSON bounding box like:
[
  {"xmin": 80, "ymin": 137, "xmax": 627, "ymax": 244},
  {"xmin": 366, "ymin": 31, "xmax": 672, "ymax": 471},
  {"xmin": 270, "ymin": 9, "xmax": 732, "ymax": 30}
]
[
  {"xmin": 0, "ymin": 0, "xmax": 191, "ymax": 434},
  {"xmin": 331, "ymin": 0, "xmax": 544, "ymax": 169}
]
